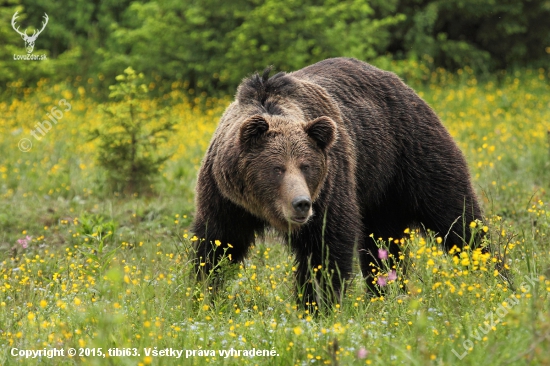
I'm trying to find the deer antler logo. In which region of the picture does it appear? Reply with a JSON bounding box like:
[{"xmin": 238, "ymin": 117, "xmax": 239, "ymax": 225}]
[{"xmin": 11, "ymin": 11, "xmax": 49, "ymax": 54}]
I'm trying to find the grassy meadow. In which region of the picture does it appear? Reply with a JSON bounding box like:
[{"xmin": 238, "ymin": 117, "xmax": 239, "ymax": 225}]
[{"xmin": 1, "ymin": 68, "xmax": 550, "ymax": 365}]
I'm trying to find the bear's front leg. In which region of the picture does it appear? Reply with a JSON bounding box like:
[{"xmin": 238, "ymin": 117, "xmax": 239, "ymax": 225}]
[
  {"xmin": 290, "ymin": 215, "xmax": 356, "ymax": 311},
  {"xmin": 192, "ymin": 169, "xmax": 265, "ymax": 282}
]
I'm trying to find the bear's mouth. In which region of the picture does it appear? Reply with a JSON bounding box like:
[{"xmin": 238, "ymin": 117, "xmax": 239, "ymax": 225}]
[{"xmin": 290, "ymin": 216, "xmax": 308, "ymax": 224}]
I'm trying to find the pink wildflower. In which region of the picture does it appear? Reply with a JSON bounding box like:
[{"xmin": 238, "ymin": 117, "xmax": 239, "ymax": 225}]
[
  {"xmin": 377, "ymin": 276, "xmax": 387, "ymax": 287},
  {"xmin": 357, "ymin": 347, "xmax": 368, "ymax": 359},
  {"xmin": 378, "ymin": 248, "xmax": 388, "ymax": 260},
  {"xmin": 388, "ymin": 270, "xmax": 397, "ymax": 281},
  {"xmin": 17, "ymin": 235, "xmax": 32, "ymax": 249}
]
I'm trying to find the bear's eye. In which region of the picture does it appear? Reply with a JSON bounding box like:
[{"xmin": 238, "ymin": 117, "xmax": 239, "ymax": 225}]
[
  {"xmin": 300, "ymin": 165, "xmax": 310, "ymax": 172},
  {"xmin": 274, "ymin": 167, "xmax": 284, "ymax": 175}
]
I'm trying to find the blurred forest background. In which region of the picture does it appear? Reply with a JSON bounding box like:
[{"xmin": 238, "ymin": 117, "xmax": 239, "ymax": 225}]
[{"xmin": 1, "ymin": 0, "xmax": 549, "ymax": 97}]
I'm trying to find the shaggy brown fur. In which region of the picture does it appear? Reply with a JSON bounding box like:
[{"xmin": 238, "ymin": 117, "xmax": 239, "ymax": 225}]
[{"xmin": 192, "ymin": 57, "xmax": 483, "ymax": 307}]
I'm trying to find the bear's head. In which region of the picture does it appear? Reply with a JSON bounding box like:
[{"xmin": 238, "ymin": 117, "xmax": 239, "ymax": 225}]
[{"xmin": 237, "ymin": 114, "xmax": 338, "ymax": 232}]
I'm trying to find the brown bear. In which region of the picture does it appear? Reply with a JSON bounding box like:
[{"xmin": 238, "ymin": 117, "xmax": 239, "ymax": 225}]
[{"xmin": 192, "ymin": 57, "xmax": 483, "ymax": 307}]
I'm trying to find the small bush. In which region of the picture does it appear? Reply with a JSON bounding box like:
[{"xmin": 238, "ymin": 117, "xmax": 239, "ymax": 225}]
[{"xmin": 90, "ymin": 67, "xmax": 176, "ymax": 194}]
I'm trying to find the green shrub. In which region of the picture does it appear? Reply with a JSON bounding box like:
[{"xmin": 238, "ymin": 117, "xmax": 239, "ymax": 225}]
[{"xmin": 90, "ymin": 67, "xmax": 176, "ymax": 194}]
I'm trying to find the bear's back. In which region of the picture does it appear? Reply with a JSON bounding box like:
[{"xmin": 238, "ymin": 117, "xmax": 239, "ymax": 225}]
[
  {"xmin": 293, "ymin": 57, "xmax": 379, "ymax": 78},
  {"xmin": 291, "ymin": 57, "xmax": 395, "ymax": 96}
]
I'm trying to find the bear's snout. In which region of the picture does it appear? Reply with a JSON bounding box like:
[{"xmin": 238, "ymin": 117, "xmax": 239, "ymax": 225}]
[
  {"xmin": 280, "ymin": 170, "xmax": 314, "ymax": 226},
  {"xmin": 291, "ymin": 196, "xmax": 312, "ymax": 222}
]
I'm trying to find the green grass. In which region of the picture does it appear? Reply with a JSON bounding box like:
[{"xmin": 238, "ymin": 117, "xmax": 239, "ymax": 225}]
[{"xmin": 1, "ymin": 69, "xmax": 550, "ymax": 365}]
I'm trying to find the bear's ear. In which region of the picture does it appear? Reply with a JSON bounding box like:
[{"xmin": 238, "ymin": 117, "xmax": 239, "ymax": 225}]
[
  {"xmin": 304, "ymin": 116, "xmax": 337, "ymax": 150},
  {"xmin": 239, "ymin": 115, "xmax": 269, "ymax": 147}
]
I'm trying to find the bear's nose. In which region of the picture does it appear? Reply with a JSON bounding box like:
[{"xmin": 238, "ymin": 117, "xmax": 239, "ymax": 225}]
[{"xmin": 292, "ymin": 196, "xmax": 312, "ymax": 215}]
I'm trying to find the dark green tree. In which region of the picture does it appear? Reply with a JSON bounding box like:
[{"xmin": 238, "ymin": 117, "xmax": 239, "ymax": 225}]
[{"xmin": 383, "ymin": 0, "xmax": 550, "ymax": 70}]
